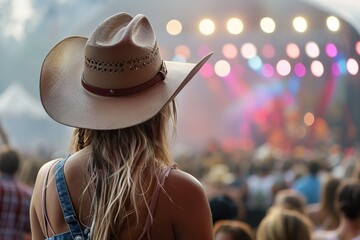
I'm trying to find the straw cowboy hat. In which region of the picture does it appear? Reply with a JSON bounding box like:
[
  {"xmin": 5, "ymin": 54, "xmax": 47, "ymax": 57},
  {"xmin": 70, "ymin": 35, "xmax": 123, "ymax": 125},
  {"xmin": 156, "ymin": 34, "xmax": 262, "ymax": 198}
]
[{"xmin": 40, "ymin": 12, "xmax": 212, "ymax": 130}]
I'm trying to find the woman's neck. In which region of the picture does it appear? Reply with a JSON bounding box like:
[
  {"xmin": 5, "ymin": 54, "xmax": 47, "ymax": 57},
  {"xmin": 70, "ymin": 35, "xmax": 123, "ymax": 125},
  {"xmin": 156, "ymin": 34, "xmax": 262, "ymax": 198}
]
[{"xmin": 338, "ymin": 216, "xmax": 360, "ymax": 240}]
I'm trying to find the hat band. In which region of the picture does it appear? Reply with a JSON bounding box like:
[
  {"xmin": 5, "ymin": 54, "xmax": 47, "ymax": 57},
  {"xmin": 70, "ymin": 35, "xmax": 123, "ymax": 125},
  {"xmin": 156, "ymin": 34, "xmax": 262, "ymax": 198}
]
[{"xmin": 82, "ymin": 61, "xmax": 167, "ymax": 96}]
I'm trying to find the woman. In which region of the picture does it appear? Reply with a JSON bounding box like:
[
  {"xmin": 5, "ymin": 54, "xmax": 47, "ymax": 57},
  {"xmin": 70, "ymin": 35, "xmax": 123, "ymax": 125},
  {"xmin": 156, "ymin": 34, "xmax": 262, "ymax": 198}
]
[
  {"xmin": 313, "ymin": 180, "xmax": 360, "ymax": 240},
  {"xmin": 213, "ymin": 220, "xmax": 255, "ymax": 240},
  {"xmin": 273, "ymin": 188, "xmax": 307, "ymax": 214},
  {"xmin": 307, "ymin": 177, "xmax": 341, "ymax": 231},
  {"xmin": 30, "ymin": 12, "xmax": 213, "ymax": 239},
  {"xmin": 257, "ymin": 207, "xmax": 313, "ymax": 240}
]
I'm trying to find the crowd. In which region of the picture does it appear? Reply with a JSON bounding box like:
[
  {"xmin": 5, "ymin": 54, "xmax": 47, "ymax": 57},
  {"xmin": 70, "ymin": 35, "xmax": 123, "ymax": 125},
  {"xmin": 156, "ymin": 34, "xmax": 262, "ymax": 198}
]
[
  {"xmin": 180, "ymin": 139, "xmax": 360, "ymax": 240},
  {"xmin": 1, "ymin": 136, "xmax": 360, "ymax": 239}
]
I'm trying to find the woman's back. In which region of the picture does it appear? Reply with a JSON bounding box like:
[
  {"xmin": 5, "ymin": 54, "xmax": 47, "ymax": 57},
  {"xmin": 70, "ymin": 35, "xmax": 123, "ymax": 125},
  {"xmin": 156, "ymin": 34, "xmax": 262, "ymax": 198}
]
[{"xmin": 30, "ymin": 146, "xmax": 213, "ymax": 240}]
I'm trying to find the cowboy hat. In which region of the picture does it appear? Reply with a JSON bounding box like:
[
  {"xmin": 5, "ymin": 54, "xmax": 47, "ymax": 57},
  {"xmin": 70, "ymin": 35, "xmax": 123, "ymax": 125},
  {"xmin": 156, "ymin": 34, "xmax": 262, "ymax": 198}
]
[{"xmin": 40, "ymin": 12, "xmax": 212, "ymax": 130}]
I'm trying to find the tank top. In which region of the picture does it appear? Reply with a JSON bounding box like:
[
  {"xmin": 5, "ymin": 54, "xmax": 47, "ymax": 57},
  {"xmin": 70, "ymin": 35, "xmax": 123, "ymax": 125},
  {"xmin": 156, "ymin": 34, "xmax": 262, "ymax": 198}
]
[{"xmin": 42, "ymin": 155, "xmax": 176, "ymax": 240}]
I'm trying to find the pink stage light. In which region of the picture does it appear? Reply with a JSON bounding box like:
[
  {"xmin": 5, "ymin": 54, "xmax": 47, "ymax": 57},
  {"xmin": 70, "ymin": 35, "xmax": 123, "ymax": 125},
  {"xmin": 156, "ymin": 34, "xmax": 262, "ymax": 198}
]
[
  {"xmin": 261, "ymin": 63, "xmax": 274, "ymax": 78},
  {"xmin": 286, "ymin": 43, "xmax": 300, "ymax": 59},
  {"xmin": 222, "ymin": 43, "xmax": 238, "ymax": 59},
  {"xmin": 199, "ymin": 62, "xmax": 214, "ymax": 78},
  {"xmin": 294, "ymin": 63, "xmax": 306, "ymax": 77},
  {"xmin": 262, "ymin": 44, "xmax": 275, "ymax": 59},
  {"xmin": 325, "ymin": 43, "xmax": 337, "ymax": 58}
]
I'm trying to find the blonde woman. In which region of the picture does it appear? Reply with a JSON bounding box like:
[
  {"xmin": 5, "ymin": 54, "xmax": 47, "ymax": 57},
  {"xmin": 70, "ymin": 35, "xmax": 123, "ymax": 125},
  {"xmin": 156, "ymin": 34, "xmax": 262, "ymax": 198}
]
[
  {"xmin": 213, "ymin": 220, "xmax": 255, "ymax": 240},
  {"xmin": 30, "ymin": 13, "xmax": 213, "ymax": 239},
  {"xmin": 257, "ymin": 207, "xmax": 313, "ymax": 240}
]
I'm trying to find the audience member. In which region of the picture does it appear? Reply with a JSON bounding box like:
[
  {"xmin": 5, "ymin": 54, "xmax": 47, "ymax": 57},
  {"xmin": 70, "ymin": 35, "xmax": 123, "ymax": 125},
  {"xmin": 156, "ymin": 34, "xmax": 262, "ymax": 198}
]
[
  {"xmin": 244, "ymin": 160, "xmax": 276, "ymax": 228},
  {"xmin": 293, "ymin": 159, "xmax": 322, "ymax": 204},
  {"xmin": 210, "ymin": 194, "xmax": 239, "ymax": 224},
  {"xmin": 0, "ymin": 145, "xmax": 32, "ymax": 240},
  {"xmin": 313, "ymin": 180, "xmax": 360, "ymax": 240},
  {"xmin": 30, "ymin": 12, "xmax": 213, "ymax": 239},
  {"xmin": 273, "ymin": 188, "xmax": 307, "ymax": 214},
  {"xmin": 213, "ymin": 220, "xmax": 255, "ymax": 240},
  {"xmin": 307, "ymin": 177, "xmax": 341, "ymax": 231},
  {"xmin": 257, "ymin": 207, "xmax": 313, "ymax": 240}
]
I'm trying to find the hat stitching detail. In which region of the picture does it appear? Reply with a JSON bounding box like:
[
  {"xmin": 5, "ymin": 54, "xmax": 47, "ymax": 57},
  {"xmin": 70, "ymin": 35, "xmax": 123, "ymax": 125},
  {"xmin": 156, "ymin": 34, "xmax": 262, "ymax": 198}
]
[{"xmin": 84, "ymin": 44, "xmax": 159, "ymax": 73}]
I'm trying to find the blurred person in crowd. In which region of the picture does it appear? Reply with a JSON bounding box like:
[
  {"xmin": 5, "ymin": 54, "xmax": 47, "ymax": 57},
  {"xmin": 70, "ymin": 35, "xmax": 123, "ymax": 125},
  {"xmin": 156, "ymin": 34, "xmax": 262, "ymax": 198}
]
[
  {"xmin": 30, "ymin": 13, "xmax": 213, "ymax": 240},
  {"xmin": 213, "ymin": 220, "xmax": 255, "ymax": 240},
  {"xmin": 273, "ymin": 188, "xmax": 307, "ymax": 214},
  {"xmin": 332, "ymin": 148, "xmax": 356, "ymax": 179},
  {"xmin": 293, "ymin": 159, "xmax": 322, "ymax": 204},
  {"xmin": 210, "ymin": 194, "xmax": 239, "ymax": 224},
  {"xmin": 257, "ymin": 207, "xmax": 313, "ymax": 240},
  {"xmin": 203, "ymin": 163, "xmax": 247, "ymax": 220},
  {"xmin": 244, "ymin": 160, "xmax": 276, "ymax": 228},
  {"xmin": 313, "ymin": 180, "xmax": 360, "ymax": 240},
  {"xmin": 0, "ymin": 145, "xmax": 32, "ymax": 240},
  {"xmin": 307, "ymin": 177, "xmax": 341, "ymax": 231}
]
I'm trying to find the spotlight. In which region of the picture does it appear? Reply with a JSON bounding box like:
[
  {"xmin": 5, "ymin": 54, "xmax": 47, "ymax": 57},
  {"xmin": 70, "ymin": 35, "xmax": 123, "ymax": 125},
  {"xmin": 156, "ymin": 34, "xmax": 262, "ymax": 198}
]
[
  {"xmin": 260, "ymin": 17, "xmax": 276, "ymax": 33},
  {"xmin": 214, "ymin": 60, "xmax": 231, "ymax": 77},
  {"xmin": 199, "ymin": 18, "xmax": 215, "ymax": 35},
  {"xmin": 293, "ymin": 16, "xmax": 308, "ymax": 33},
  {"xmin": 241, "ymin": 42, "xmax": 257, "ymax": 59},
  {"xmin": 305, "ymin": 42, "xmax": 320, "ymax": 58},
  {"xmin": 226, "ymin": 18, "xmax": 244, "ymax": 35},
  {"xmin": 326, "ymin": 16, "xmax": 340, "ymax": 32},
  {"xmin": 311, "ymin": 60, "xmax": 324, "ymax": 77},
  {"xmin": 166, "ymin": 19, "xmax": 182, "ymax": 35}
]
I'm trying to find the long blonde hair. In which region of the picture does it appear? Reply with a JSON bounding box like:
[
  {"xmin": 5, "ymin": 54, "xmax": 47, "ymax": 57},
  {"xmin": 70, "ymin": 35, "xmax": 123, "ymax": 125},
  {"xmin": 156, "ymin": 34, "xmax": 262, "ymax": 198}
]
[
  {"xmin": 71, "ymin": 101, "xmax": 177, "ymax": 239},
  {"xmin": 257, "ymin": 207, "xmax": 313, "ymax": 240}
]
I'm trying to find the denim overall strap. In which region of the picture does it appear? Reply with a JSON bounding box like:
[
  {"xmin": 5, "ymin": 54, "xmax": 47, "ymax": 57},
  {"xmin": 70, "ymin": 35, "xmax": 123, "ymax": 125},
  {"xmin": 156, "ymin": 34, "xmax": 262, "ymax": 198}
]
[{"xmin": 55, "ymin": 156, "xmax": 86, "ymax": 240}]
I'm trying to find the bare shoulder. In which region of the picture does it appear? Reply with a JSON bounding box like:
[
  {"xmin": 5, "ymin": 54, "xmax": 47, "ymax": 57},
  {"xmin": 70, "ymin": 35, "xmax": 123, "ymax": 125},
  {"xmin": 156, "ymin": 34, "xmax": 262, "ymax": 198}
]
[
  {"xmin": 161, "ymin": 168, "xmax": 210, "ymax": 219},
  {"xmin": 164, "ymin": 169, "xmax": 206, "ymax": 197},
  {"xmin": 33, "ymin": 159, "xmax": 59, "ymax": 194},
  {"xmin": 159, "ymin": 169, "xmax": 214, "ymax": 239}
]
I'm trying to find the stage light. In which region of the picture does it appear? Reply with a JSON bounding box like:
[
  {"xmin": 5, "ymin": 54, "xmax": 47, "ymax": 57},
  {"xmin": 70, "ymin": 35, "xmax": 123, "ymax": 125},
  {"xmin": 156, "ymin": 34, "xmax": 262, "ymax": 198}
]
[
  {"xmin": 226, "ymin": 18, "xmax": 244, "ymax": 35},
  {"xmin": 261, "ymin": 63, "xmax": 274, "ymax": 78},
  {"xmin": 222, "ymin": 43, "xmax": 238, "ymax": 59},
  {"xmin": 326, "ymin": 16, "xmax": 340, "ymax": 32},
  {"xmin": 199, "ymin": 18, "xmax": 215, "ymax": 35},
  {"xmin": 337, "ymin": 59, "xmax": 347, "ymax": 75},
  {"xmin": 262, "ymin": 44, "xmax": 275, "ymax": 59},
  {"xmin": 347, "ymin": 58, "xmax": 359, "ymax": 75},
  {"xmin": 214, "ymin": 60, "xmax": 231, "ymax": 77},
  {"xmin": 276, "ymin": 59, "xmax": 291, "ymax": 76},
  {"xmin": 241, "ymin": 43, "xmax": 257, "ymax": 59},
  {"xmin": 166, "ymin": 19, "xmax": 182, "ymax": 35},
  {"xmin": 260, "ymin": 17, "xmax": 276, "ymax": 33},
  {"xmin": 294, "ymin": 63, "xmax": 306, "ymax": 77},
  {"xmin": 356, "ymin": 41, "xmax": 360, "ymax": 55},
  {"xmin": 286, "ymin": 43, "xmax": 300, "ymax": 59},
  {"xmin": 293, "ymin": 16, "xmax": 307, "ymax": 33},
  {"xmin": 175, "ymin": 45, "xmax": 191, "ymax": 59},
  {"xmin": 311, "ymin": 60, "xmax": 324, "ymax": 77},
  {"xmin": 325, "ymin": 43, "xmax": 337, "ymax": 58},
  {"xmin": 248, "ymin": 56, "xmax": 262, "ymax": 71},
  {"xmin": 199, "ymin": 62, "xmax": 214, "ymax": 78},
  {"xmin": 304, "ymin": 112, "xmax": 315, "ymax": 126},
  {"xmin": 305, "ymin": 42, "xmax": 320, "ymax": 58}
]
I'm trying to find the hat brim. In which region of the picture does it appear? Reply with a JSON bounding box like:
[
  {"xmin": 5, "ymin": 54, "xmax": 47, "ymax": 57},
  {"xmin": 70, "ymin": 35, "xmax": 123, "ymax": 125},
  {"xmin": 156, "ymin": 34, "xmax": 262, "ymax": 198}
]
[{"xmin": 40, "ymin": 36, "xmax": 212, "ymax": 130}]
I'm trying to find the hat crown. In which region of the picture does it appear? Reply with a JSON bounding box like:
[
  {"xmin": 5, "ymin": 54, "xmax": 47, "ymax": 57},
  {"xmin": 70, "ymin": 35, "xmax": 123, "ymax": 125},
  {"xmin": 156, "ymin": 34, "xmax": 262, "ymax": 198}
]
[{"xmin": 83, "ymin": 13, "xmax": 163, "ymax": 93}]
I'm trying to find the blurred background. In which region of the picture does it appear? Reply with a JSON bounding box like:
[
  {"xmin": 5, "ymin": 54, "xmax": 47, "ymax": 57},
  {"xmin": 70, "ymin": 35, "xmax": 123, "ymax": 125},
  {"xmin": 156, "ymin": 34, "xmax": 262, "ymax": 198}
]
[{"xmin": 1, "ymin": 0, "xmax": 360, "ymax": 186}]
